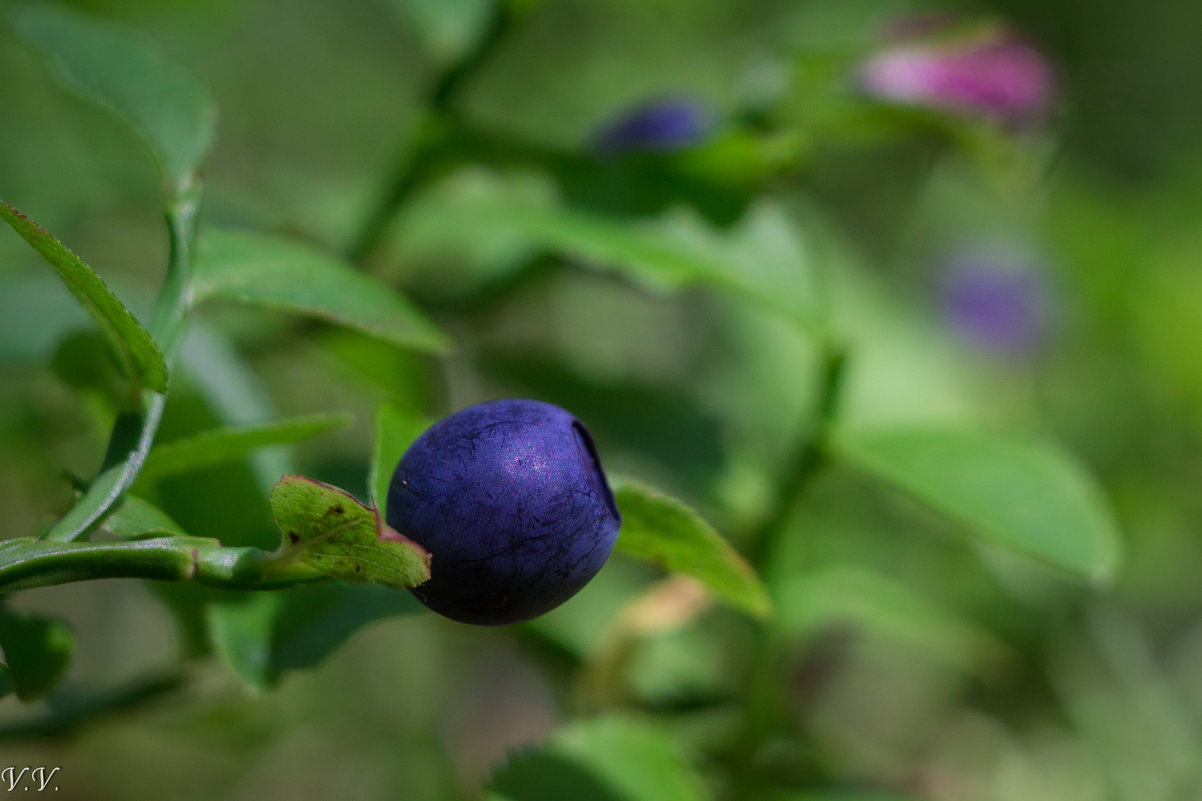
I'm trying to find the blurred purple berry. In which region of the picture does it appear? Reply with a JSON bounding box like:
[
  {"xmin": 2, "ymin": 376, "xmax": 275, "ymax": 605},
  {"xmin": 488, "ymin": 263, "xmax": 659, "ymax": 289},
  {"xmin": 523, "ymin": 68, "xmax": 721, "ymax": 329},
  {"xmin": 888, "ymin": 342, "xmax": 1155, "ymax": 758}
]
[
  {"xmin": 939, "ymin": 250, "xmax": 1051, "ymax": 356},
  {"xmin": 593, "ymin": 97, "xmax": 713, "ymax": 155},
  {"xmin": 859, "ymin": 22, "xmax": 1055, "ymax": 127}
]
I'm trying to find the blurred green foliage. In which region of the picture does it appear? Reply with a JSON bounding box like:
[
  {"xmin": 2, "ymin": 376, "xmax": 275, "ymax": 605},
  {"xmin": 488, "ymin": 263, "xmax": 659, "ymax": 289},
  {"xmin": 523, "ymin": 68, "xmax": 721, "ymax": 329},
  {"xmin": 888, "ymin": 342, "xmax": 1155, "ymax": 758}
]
[{"xmin": 2, "ymin": 0, "xmax": 1202, "ymax": 800}]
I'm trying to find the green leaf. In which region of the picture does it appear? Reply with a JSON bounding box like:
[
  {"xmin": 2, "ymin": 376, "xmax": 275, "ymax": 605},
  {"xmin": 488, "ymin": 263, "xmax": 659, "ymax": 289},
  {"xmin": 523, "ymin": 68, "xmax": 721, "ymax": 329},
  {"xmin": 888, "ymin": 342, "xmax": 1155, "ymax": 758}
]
[
  {"xmin": 489, "ymin": 716, "xmax": 710, "ymax": 801},
  {"xmin": 443, "ymin": 190, "xmax": 821, "ymax": 335},
  {"xmin": 370, "ymin": 403, "xmax": 431, "ymax": 517},
  {"xmin": 384, "ymin": 0, "xmax": 494, "ymax": 65},
  {"xmin": 101, "ymin": 495, "xmax": 187, "ymax": 538},
  {"xmin": 0, "ymin": 201, "xmax": 168, "ymax": 392},
  {"xmin": 208, "ymin": 583, "xmax": 420, "ymax": 690},
  {"xmin": 270, "ymin": 475, "xmax": 431, "ymax": 589},
  {"xmin": 0, "ymin": 663, "xmax": 12, "ymax": 700},
  {"xmin": 136, "ymin": 413, "xmax": 351, "ymax": 485},
  {"xmin": 0, "ymin": 608, "xmax": 75, "ymax": 702},
  {"xmin": 836, "ymin": 427, "xmax": 1122, "ymax": 582},
  {"xmin": 774, "ymin": 567, "xmax": 1008, "ymax": 674},
  {"xmin": 611, "ymin": 478, "xmax": 770, "ymax": 618},
  {"xmin": 192, "ymin": 228, "xmax": 451, "ymax": 352},
  {"xmin": 178, "ymin": 322, "xmax": 295, "ymax": 493},
  {"xmin": 11, "ymin": 3, "xmax": 216, "ymax": 188}
]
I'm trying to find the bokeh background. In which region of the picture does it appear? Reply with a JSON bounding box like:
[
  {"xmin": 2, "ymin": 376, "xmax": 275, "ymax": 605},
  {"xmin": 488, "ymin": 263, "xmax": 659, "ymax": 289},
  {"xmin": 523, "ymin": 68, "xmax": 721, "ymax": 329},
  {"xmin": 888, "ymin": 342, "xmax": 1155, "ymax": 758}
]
[{"xmin": 3, "ymin": 0, "xmax": 1202, "ymax": 799}]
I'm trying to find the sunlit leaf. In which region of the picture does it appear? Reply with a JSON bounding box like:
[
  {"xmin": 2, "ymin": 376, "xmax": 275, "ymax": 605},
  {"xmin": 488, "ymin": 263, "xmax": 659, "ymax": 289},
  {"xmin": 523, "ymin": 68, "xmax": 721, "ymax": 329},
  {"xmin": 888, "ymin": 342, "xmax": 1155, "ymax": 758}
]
[
  {"xmin": 0, "ymin": 608, "xmax": 75, "ymax": 702},
  {"xmin": 11, "ymin": 3, "xmax": 216, "ymax": 188},
  {"xmin": 0, "ymin": 201, "xmax": 168, "ymax": 392},
  {"xmin": 836, "ymin": 427, "xmax": 1122, "ymax": 582},
  {"xmin": 269, "ymin": 475, "xmax": 431, "ymax": 589},
  {"xmin": 136, "ymin": 413, "xmax": 351, "ymax": 485},
  {"xmin": 611, "ymin": 477, "xmax": 770, "ymax": 618},
  {"xmin": 193, "ymin": 228, "xmax": 451, "ymax": 352}
]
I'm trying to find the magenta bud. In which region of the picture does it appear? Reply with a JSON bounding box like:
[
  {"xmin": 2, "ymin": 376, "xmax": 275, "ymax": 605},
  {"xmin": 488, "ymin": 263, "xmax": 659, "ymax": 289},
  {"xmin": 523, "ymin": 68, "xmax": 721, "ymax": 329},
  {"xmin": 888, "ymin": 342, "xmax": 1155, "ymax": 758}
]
[{"xmin": 859, "ymin": 22, "xmax": 1055, "ymax": 127}]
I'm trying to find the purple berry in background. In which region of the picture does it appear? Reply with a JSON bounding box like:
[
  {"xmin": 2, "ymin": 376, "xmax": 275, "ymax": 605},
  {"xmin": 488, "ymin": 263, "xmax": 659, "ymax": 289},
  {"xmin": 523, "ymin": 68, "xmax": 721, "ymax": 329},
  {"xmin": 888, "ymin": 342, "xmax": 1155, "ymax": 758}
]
[
  {"xmin": 859, "ymin": 21, "xmax": 1055, "ymax": 127},
  {"xmin": 387, "ymin": 399, "xmax": 622, "ymax": 625},
  {"xmin": 593, "ymin": 97, "xmax": 713, "ymax": 155},
  {"xmin": 939, "ymin": 249, "xmax": 1051, "ymax": 357}
]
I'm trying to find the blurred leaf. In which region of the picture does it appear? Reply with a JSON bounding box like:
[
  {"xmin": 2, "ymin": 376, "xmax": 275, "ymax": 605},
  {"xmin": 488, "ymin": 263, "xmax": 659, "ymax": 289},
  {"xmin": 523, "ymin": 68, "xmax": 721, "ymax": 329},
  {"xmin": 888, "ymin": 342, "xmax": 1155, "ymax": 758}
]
[
  {"xmin": 611, "ymin": 477, "xmax": 770, "ymax": 618},
  {"xmin": 178, "ymin": 322, "xmax": 293, "ymax": 493},
  {"xmin": 207, "ymin": 583, "xmax": 420, "ymax": 690},
  {"xmin": 318, "ymin": 330, "xmax": 441, "ymax": 412},
  {"xmin": 370, "ymin": 403, "xmax": 430, "ymax": 516},
  {"xmin": 774, "ymin": 566, "xmax": 1008, "ymax": 674},
  {"xmin": 769, "ymin": 788, "xmax": 927, "ymax": 793},
  {"xmin": 0, "ymin": 272, "xmax": 89, "ymax": 362},
  {"xmin": 0, "ymin": 663, "xmax": 11, "ymax": 700},
  {"xmin": 11, "ymin": 3, "xmax": 216, "ymax": 188},
  {"xmin": 447, "ymin": 195, "xmax": 821, "ymax": 334},
  {"xmin": 836, "ymin": 427, "xmax": 1122, "ymax": 582},
  {"xmin": 101, "ymin": 495, "xmax": 187, "ymax": 538},
  {"xmin": 0, "ymin": 607, "xmax": 74, "ymax": 702},
  {"xmin": 135, "ymin": 413, "xmax": 351, "ymax": 485},
  {"xmin": 489, "ymin": 716, "xmax": 710, "ymax": 801},
  {"xmin": 192, "ymin": 228, "xmax": 451, "ymax": 352},
  {"xmin": 51, "ymin": 330, "xmax": 125, "ymax": 403},
  {"xmin": 385, "ymin": 0, "xmax": 493, "ymax": 65},
  {"xmin": 0, "ymin": 200, "xmax": 168, "ymax": 392},
  {"xmin": 270, "ymin": 475, "xmax": 431, "ymax": 589}
]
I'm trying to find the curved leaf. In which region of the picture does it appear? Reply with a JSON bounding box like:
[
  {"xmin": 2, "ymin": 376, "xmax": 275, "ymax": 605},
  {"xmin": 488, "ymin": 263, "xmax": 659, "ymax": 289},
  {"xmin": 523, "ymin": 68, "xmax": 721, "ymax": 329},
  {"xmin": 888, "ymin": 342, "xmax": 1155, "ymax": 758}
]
[
  {"xmin": 270, "ymin": 475, "xmax": 431, "ymax": 589},
  {"xmin": 836, "ymin": 426, "xmax": 1122, "ymax": 582},
  {"xmin": 193, "ymin": 228, "xmax": 451, "ymax": 352},
  {"xmin": 11, "ymin": 3, "xmax": 216, "ymax": 188},
  {"xmin": 0, "ymin": 201, "xmax": 168, "ymax": 392},
  {"xmin": 611, "ymin": 477, "xmax": 770, "ymax": 618}
]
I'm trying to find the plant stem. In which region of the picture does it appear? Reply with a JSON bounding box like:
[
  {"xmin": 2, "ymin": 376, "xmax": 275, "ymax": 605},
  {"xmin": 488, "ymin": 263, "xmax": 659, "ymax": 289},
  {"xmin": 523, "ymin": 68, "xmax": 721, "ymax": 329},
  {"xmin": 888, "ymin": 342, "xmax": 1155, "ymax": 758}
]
[
  {"xmin": 44, "ymin": 179, "xmax": 202, "ymax": 542},
  {"xmin": 345, "ymin": 2, "xmax": 519, "ymax": 265},
  {"xmin": 0, "ymin": 536, "xmax": 323, "ymax": 594},
  {"xmin": 726, "ymin": 341, "xmax": 849, "ymax": 795},
  {"xmin": 0, "ymin": 669, "xmax": 186, "ymax": 741},
  {"xmin": 751, "ymin": 342, "xmax": 848, "ymax": 568}
]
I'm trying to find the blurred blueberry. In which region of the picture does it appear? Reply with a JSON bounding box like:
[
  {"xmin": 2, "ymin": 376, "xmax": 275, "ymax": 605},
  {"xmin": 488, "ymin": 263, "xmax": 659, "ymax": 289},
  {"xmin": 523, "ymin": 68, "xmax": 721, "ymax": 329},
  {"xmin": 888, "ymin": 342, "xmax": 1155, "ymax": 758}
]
[
  {"xmin": 939, "ymin": 250, "xmax": 1051, "ymax": 356},
  {"xmin": 593, "ymin": 97, "xmax": 713, "ymax": 155},
  {"xmin": 859, "ymin": 22, "xmax": 1055, "ymax": 127}
]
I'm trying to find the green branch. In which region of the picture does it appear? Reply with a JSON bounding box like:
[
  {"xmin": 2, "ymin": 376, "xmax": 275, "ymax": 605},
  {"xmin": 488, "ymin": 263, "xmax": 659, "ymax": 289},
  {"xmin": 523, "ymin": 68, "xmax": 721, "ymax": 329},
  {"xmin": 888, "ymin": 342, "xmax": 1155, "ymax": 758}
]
[
  {"xmin": 750, "ymin": 342, "xmax": 848, "ymax": 567},
  {"xmin": 346, "ymin": 2, "xmax": 520, "ymax": 264},
  {"xmin": 44, "ymin": 180, "xmax": 202, "ymax": 542},
  {"xmin": 0, "ymin": 536, "xmax": 323, "ymax": 594}
]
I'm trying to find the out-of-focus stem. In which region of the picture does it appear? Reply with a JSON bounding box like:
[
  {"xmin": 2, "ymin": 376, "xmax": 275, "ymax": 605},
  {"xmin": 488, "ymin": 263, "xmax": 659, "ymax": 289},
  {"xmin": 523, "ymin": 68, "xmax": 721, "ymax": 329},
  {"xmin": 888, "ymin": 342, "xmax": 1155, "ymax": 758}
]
[
  {"xmin": 751, "ymin": 342, "xmax": 848, "ymax": 568},
  {"xmin": 345, "ymin": 2, "xmax": 519, "ymax": 265}
]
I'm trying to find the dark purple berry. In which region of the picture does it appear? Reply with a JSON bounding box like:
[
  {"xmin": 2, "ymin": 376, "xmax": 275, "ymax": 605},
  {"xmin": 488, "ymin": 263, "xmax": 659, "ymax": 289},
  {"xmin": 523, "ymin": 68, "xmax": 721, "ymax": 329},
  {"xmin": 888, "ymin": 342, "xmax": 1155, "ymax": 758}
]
[
  {"xmin": 593, "ymin": 97, "xmax": 713, "ymax": 155},
  {"xmin": 386, "ymin": 399, "xmax": 622, "ymax": 625},
  {"xmin": 939, "ymin": 248, "xmax": 1051, "ymax": 356}
]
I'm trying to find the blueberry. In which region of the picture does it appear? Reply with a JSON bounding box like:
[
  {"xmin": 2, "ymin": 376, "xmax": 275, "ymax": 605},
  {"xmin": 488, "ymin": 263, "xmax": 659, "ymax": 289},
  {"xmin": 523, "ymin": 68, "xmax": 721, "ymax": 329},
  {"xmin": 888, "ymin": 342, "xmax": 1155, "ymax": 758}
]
[
  {"xmin": 386, "ymin": 399, "xmax": 622, "ymax": 625},
  {"xmin": 592, "ymin": 97, "xmax": 713, "ymax": 155}
]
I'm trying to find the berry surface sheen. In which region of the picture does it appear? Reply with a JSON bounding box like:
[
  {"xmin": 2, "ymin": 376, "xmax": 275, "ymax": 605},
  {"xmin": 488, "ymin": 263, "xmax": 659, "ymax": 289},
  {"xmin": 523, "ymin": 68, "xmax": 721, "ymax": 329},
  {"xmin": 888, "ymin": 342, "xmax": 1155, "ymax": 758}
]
[{"xmin": 386, "ymin": 399, "xmax": 622, "ymax": 625}]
